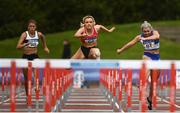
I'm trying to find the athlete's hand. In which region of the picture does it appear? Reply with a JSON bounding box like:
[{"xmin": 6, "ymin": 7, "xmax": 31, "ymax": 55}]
[
  {"xmin": 23, "ymin": 42, "xmax": 29, "ymax": 47},
  {"xmin": 81, "ymin": 33, "xmax": 88, "ymax": 37},
  {"xmin": 109, "ymin": 27, "xmax": 115, "ymax": 32},
  {"xmin": 117, "ymin": 48, "xmax": 122, "ymax": 54},
  {"xmin": 44, "ymin": 47, "xmax": 50, "ymax": 54}
]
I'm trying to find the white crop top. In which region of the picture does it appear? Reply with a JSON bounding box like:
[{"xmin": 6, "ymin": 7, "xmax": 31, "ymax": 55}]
[{"xmin": 24, "ymin": 31, "xmax": 39, "ymax": 48}]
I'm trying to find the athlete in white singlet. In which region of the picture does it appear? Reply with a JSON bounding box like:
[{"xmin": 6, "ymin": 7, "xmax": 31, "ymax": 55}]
[{"xmin": 16, "ymin": 19, "xmax": 50, "ymax": 100}]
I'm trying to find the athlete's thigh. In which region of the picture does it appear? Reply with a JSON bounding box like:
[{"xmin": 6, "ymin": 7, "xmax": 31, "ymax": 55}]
[
  {"xmin": 71, "ymin": 48, "xmax": 85, "ymax": 59},
  {"xmin": 89, "ymin": 48, "xmax": 100, "ymax": 56},
  {"xmin": 142, "ymin": 55, "xmax": 152, "ymax": 80},
  {"xmin": 143, "ymin": 55, "xmax": 160, "ymax": 79},
  {"xmin": 142, "ymin": 55, "xmax": 151, "ymax": 60}
]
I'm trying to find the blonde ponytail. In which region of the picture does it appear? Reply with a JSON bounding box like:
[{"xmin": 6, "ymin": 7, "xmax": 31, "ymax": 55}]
[
  {"xmin": 141, "ymin": 21, "xmax": 153, "ymax": 31},
  {"xmin": 80, "ymin": 22, "xmax": 84, "ymax": 27}
]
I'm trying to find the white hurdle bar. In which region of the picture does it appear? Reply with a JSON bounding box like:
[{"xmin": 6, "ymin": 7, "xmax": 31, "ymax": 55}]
[
  {"xmin": 0, "ymin": 59, "xmax": 71, "ymax": 68},
  {"xmin": 0, "ymin": 59, "xmax": 180, "ymax": 69}
]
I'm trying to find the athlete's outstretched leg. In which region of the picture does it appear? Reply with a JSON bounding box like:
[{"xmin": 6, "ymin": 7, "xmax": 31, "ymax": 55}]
[{"xmin": 142, "ymin": 55, "xmax": 153, "ymax": 110}]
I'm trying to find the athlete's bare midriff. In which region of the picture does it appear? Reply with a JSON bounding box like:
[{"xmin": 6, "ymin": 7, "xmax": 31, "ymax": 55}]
[
  {"xmin": 23, "ymin": 47, "xmax": 38, "ymax": 55},
  {"xmin": 82, "ymin": 42, "xmax": 97, "ymax": 48},
  {"xmin": 82, "ymin": 43, "xmax": 97, "ymax": 48},
  {"xmin": 144, "ymin": 49, "xmax": 159, "ymax": 54}
]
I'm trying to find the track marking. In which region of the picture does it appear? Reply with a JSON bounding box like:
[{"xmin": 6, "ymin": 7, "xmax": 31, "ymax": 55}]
[
  {"xmin": 0, "ymin": 91, "xmax": 25, "ymax": 105},
  {"xmin": 157, "ymin": 97, "xmax": 180, "ymax": 109}
]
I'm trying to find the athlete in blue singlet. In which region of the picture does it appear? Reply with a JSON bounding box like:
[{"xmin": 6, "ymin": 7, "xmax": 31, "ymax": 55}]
[
  {"xmin": 117, "ymin": 21, "xmax": 160, "ymax": 110},
  {"xmin": 16, "ymin": 19, "xmax": 50, "ymax": 101},
  {"xmin": 71, "ymin": 15, "xmax": 115, "ymax": 59}
]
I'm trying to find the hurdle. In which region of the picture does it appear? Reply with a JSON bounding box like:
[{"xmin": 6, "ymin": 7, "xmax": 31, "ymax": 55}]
[
  {"xmin": 100, "ymin": 60, "xmax": 180, "ymax": 112},
  {"xmin": 0, "ymin": 59, "xmax": 180, "ymax": 112},
  {"xmin": 0, "ymin": 59, "xmax": 73, "ymax": 112}
]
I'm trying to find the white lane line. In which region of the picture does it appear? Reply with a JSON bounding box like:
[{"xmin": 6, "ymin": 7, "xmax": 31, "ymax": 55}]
[
  {"xmin": 15, "ymin": 98, "xmax": 44, "ymax": 101},
  {"xmin": 0, "ymin": 109, "xmax": 44, "ymax": 112},
  {"xmin": 157, "ymin": 97, "xmax": 180, "ymax": 109},
  {"xmin": 2, "ymin": 102, "xmax": 44, "ymax": 105},
  {"xmin": 166, "ymin": 97, "xmax": 180, "ymax": 99},
  {"xmin": 107, "ymin": 93, "xmax": 125, "ymax": 113},
  {"xmin": 61, "ymin": 109, "xmax": 114, "ymax": 112},
  {"xmin": 66, "ymin": 99, "xmax": 108, "ymax": 102},
  {"xmin": 0, "ymin": 91, "xmax": 25, "ymax": 104},
  {"xmin": 0, "ymin": 88, "xmax": 43, "ymax": 105},
  {"xmin": 65, "ymin": 103, "xmax": 111, "ymax": 106},
  {"xmin": 115, "ymin": 102, "xmax": 125, "ymax": 113},
  {"xmin": 68, "ymin": 96, "xmax": 106, "ymax": 98}
]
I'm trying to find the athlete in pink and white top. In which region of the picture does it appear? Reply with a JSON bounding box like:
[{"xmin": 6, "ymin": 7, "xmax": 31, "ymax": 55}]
[{"xmin": 71, "ymin": 15, "xmax": 115, "ymax": 59}]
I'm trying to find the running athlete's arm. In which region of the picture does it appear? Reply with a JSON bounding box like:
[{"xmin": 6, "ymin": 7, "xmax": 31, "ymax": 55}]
[
  {"xmin": 38, "ymin": 32, "xmax": 50, "ymax": 53},
  {"xmin": 74, "ymin": 27, "xmax": 87, "ymax": 38},
  {"xmin": 141, "ymin": 30, "xmax": 160, "ymax": 40},
  {"xmin": 117, "ymin": 35, "xmax": 140, "ymax": 54},
  {"xmin": 96, "ymin": 25, "xmax": 115, "ymax": 32},
  {"xmin": 16, "ymin": 32, "xmax": 29, "ymax": 49}
]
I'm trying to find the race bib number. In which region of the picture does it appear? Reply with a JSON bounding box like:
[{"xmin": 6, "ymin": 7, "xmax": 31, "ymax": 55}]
[
  {"xmin": 28, "ymin": 39, "xmax": 38, "ymax": 47},
  {"xmin": 84, "ymin": 37, "xmax": 97, "ymax": 44},
  {"xmin": 143, "ymin": 40, "xmax": 159, "ymax": 50}
]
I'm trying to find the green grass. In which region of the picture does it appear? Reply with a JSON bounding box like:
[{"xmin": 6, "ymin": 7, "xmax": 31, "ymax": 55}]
[{"xmin": 0, "ymin": 20, "xmax": 180, "ymax": 59}]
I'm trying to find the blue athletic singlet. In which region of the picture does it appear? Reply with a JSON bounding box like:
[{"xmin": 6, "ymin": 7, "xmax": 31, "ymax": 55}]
[
  {"xmin": 140, "ymin": 31, "xmax": 160, "ymax": 51},
  {"xmin": 140, "ymin": 31, "xmax": 160, "ymax": 60}
]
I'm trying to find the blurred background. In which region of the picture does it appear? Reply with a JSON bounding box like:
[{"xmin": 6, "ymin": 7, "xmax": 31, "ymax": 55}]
[{"xmin": 0, "ymin": 0, "xmax": 180, "ymax": 59}]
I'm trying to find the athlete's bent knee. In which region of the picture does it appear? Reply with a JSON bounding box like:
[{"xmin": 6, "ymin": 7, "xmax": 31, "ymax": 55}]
[
  {"xmin": 89, "ymin": 48, "xmax": 101, "ymax": 59},
  {"xmin": 91, "ymin": 51, "xmax": 101, "ymax": 59}
]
